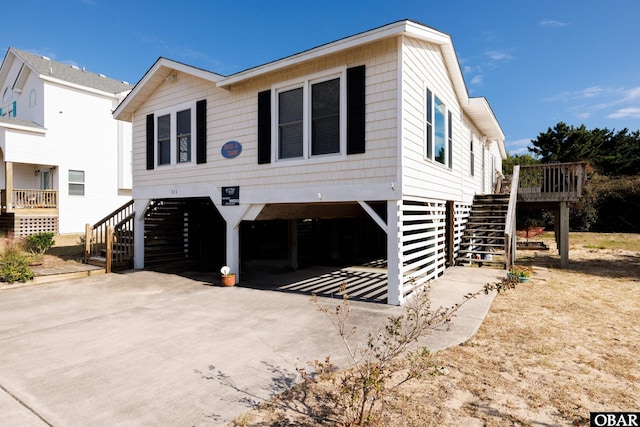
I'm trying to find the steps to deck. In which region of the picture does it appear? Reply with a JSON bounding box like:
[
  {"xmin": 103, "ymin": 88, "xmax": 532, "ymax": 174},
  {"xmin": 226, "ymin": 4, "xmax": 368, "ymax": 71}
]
[{"xmin": 456, "ymin": 194, "xmax": 508, "ymax": 267}]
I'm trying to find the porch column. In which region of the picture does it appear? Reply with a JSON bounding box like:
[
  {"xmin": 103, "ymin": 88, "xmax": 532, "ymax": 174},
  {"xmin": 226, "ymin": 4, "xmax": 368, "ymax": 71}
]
[
  {"xmin": 133, "ymin": 198, "xmax": 148, "ymax": 269},
  {"xmin": 5, "ymin": 161, "xmax": 13, "ymax": 213},
  {"xmin": 387, "ymin": 200, "xmax": 402, "ymax": 306},
  {"xmin": 559, "ymin": 201, "xmax": 569, "ymax": 268},
  {"xmin": 226, "ymin": 223, "xmax": 240, "ymax": 283}
]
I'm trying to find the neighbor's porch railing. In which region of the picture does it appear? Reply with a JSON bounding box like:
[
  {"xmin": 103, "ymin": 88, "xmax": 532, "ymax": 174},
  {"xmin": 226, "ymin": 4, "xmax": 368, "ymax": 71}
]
[
  {"xmin": 1, "ymin": 189, "xmax": 58, "ymax": 211},
  {"xmin": 518, "ymin": 162, "xmax": 587, "ymax": 202}
]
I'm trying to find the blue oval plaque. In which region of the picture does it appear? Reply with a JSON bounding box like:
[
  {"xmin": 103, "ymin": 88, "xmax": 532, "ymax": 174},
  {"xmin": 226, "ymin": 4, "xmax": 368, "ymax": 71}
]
[{"xmin": 221, "ymin": 141, "xmax": 242, "ymax": 159}]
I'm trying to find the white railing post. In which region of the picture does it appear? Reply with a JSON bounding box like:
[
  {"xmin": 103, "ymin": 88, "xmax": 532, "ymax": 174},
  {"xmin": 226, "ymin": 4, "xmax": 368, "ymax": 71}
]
[{"xmin": 504, "ymin": 165, "xmax": 520, "ymax": 269}]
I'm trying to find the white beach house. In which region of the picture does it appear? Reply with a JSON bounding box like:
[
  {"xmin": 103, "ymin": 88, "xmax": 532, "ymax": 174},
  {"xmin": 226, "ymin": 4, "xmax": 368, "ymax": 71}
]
[
  {"xmin": 0, "ymin": 48, "xmax": 132, "ymax": 235},
  {"xmin": 114, "ymin": 20, "xmax": 506, "ymax": 305}
]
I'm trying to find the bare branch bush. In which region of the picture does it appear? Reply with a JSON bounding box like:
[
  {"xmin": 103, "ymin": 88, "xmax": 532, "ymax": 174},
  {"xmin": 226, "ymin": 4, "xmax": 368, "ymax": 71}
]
[{"xmin": 299, "ymin": 276, "xmax": 518, "ymax": 426}]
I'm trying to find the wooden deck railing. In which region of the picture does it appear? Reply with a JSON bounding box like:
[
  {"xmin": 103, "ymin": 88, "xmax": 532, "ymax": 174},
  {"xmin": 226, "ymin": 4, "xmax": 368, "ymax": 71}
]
[
  {"xmin": 85, "ymin": 200, "xmax": 135, "ymax": 272},
  {"xmin": 518, "ymin": 162, "xmax": 587, "ymax": 202},
  {"xmin": 1, "ymin": 189, "xmax": 58, "ymax": 209}
]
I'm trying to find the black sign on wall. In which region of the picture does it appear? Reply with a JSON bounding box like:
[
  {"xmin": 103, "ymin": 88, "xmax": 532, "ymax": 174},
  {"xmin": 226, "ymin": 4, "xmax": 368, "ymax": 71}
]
[{"xmin": 222, "ymin": 186, "xmax": 240, "ymax": 206}]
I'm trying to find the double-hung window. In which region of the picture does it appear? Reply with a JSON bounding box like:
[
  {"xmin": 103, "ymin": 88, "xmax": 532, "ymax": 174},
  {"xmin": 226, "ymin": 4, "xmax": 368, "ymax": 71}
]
[
  {"xmin": 155, "ymin": 102, "xmax": 195, "ymax": 166},
  {"xmin": 275, "ymin": 71, "xmax": 343, "ymax": 161},
  {"xmin": 176, "ymin": 109, "xmax": 191, "ymax": 163},
  {"xmin": 425, "ymin": 88, "xmax": 451, "ymax": 168},
  {"xmin": 146, "ymin": 99, "xmax": 206, "ymax": 170},
  {"xmin": 69, "ymin": 170, "xmax": 85, "ymax": 196}
]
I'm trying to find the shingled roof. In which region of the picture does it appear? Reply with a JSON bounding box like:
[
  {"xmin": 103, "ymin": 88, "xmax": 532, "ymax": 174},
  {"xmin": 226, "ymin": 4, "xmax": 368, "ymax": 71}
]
[
  {"xmin": 0, "ymin": 115, "xmax": 45, "ymax": 131},
  {"xmin": 11, "ymin": 48, "xmax": 132, "ymax": 94}
]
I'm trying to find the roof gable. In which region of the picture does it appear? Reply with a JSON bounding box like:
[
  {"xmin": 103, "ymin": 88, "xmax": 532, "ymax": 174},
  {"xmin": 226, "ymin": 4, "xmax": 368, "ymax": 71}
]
[
  {"xmin": 6, "ymin": 48, "xmax": 133, "ymax": 95},
  {"xmin": 113, "ymin": 57, "xmax": 223, "ymax": 122}
]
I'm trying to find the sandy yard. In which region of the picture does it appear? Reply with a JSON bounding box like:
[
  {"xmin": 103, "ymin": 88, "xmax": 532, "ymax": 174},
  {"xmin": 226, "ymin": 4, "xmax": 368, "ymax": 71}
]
[{"xmin": 232, "ymin": 232, "xmax": 640, "ymax": 426}]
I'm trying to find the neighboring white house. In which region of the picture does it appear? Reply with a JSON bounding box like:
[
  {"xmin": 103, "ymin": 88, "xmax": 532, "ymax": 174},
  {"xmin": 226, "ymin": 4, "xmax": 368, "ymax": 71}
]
[
  {"xmin": 0, "ymin": 48, "xmax": 133, "ymax": 235},
  {"xmin": 114, "ymin": 20, "xmax": 506, "ymax": 305}
]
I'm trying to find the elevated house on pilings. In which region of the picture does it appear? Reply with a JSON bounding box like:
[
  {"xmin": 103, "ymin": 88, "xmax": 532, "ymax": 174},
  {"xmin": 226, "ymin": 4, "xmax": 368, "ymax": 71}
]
[{"xmin": 111, "ymin": 20, "xmax": 509, "ymax": 305}]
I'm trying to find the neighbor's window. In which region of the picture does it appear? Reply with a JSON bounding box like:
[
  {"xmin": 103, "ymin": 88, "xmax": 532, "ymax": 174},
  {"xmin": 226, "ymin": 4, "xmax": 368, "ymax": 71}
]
[
  {"xmin": 68, "ymin": 170, "xmax": 85, "ymax": 196},
  {"xmin": 425, "ymin": 88, "xmax": 450, "ymax": 167},
  {"xmin": 276, "ymin": 72, "xmax": 343, "ymax": 161}
]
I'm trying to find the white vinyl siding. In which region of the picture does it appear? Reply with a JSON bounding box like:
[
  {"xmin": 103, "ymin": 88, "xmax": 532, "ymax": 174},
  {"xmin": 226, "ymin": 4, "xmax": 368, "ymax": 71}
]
[
  {"xmin": 402, "ymin": 36, "xmax": 482, "ymax": 202},
  {"xmin": 130, "ymin": 39, "xmax": 398, "ymax": 203}
]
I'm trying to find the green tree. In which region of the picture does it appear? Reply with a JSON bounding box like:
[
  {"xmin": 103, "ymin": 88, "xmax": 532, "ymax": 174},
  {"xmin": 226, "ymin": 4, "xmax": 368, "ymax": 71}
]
[
  {"xmin": 502, "ymin": 153, "xmax": 539, "ymax": 175},
  {"xmin": 529, "ymin": 122, "xmax": 640, "ymax": 176}
]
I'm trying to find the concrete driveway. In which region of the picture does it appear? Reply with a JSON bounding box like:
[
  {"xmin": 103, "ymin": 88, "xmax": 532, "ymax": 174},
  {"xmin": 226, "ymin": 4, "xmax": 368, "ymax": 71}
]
[{"xmin": 0, "ymin": 268, "xmax": 501, "ymax": 426}]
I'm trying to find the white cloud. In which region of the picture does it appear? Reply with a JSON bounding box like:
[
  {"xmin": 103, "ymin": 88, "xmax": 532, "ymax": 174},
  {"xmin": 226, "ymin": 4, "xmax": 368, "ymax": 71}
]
[
  {"xmin": 485, "ymin": 50, "xmax": 513, "ymax": 62},
  {"xmin": 506, "ymin": 138, "xmax": 533, "ymax": 154},
  {"xmin": 547, "ymin": 85, "xmax": 640, "ymax": 125},
  {"xmin": 579, "ymin": 86, "xmax": 605, "ymax": 98},
  {"xmin": 623, "ymin": 86, "xmax": 640, "ymax": 101},
  {"xmin": 470, "ymin": 75, "xmax": 483, "ymax": 86},
  {"xmin": 540, "ymin": 19, "xmax": 569, "ymax": 28},
  {"xmin": 607, "ymin": 108, "xmax": 640, "ymax": 119}
]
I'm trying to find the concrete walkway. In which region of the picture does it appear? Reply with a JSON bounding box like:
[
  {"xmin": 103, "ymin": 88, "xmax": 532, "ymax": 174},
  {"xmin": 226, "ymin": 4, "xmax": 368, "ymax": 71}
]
[{"xmin": 0, "ymin": 266, "xmax": 504, "ymax": 426}]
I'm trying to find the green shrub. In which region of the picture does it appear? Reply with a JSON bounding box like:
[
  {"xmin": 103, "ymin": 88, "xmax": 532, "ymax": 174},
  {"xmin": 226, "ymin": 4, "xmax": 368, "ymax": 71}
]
[
  {"xmin": 25, "ymin": 232, "xmax": 55, "ymax": 255},
  {"xmin": 0, "ymin": 251, "xmax": 34, "ymax": 283}
]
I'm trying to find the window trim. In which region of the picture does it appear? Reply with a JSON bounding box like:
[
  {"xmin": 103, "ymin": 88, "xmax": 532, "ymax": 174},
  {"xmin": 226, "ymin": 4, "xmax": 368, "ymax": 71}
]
[
  {"xmin": 271, "ymin": 67, "xmax": 347, "ymax": 164},
  {"xmin": 153, "ymin": 101, "xmax": 197, "ymax": 168},
  {"xmin": 424, "ymin": 87, "xmax": 452, "ymax": 169}
]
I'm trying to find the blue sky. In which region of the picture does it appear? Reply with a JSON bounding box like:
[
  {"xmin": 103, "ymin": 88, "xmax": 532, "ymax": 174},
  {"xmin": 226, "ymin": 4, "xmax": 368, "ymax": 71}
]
[{"xmin": 5, "ymin": 0, "xmax": 640, "ymax": 154}]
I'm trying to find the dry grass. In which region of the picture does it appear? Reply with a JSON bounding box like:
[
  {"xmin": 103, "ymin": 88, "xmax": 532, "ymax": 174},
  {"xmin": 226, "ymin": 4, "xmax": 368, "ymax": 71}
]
[{"xmin": 233, "ymin": 232, "xmax": 640, "ymax": 426}]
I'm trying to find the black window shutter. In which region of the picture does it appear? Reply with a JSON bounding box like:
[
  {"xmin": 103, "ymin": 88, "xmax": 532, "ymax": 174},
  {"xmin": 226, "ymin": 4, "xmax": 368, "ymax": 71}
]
[
  {"xmin": 347, "ymin": 65, "xmax": 366, "ymax": 154},
  {"xmin": 257, "ymin": 90, "xmax": 271, "ymax": 164},
  {"xmin": 196, "ymin": 99, "xmax": 207, "ymax": 164},
  {"xmin": 146, "ymin": 113, "xmax": 154, "ymax": 170}
]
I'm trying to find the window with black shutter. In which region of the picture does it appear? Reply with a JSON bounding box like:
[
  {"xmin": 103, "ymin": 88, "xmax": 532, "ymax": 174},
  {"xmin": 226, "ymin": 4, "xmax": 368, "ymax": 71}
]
[{"xmin": 263, "ymin": 65, "xmax": 365, "ymax": 163}]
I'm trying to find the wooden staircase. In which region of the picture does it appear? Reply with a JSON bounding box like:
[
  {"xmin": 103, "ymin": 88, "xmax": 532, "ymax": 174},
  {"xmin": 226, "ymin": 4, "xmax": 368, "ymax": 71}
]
[
  {"xmin": 85, "ymin": 200, "xmax": 135, "ymax": 272},
  {"xmin": 143, "ymin": 199, "xmax": 190, "ymax": 271},
  {"xmin": 456, "ymin": 194, "xmax": 510, "ymax": 267}
]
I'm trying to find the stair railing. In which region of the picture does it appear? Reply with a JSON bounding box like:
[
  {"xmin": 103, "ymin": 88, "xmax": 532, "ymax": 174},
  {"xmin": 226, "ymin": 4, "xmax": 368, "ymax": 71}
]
[
  {"xmin": 84, "ymin": 200, "xmax": 135, "ymax": 271},
  {"xmin": 503, "ymin": 165, "xmax": 520, "ymax": 269}
]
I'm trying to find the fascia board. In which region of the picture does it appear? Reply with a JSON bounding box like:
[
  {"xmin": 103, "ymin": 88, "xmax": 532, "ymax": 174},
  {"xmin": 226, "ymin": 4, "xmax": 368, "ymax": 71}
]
[
  {"xmin": 40, "ymin": 75, "xmax": 123, "ymax": 99},
  {"xmin": 0, "ymin": 122, "xmax": 46, "ymax": 134},
  {"xmin": 113, "ymin": 58, "xmax": 223, "ymax": 121}
]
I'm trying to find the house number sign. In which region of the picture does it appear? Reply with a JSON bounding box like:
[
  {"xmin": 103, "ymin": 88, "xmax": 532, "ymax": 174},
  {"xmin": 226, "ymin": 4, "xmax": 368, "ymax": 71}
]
[
  {"xmin": 222, "ymin": 186, "xmax": 239, "ymax": 206},
  {"xmin": 221, "ymin": 141, "xmax": 242, "ymax": 159}
]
